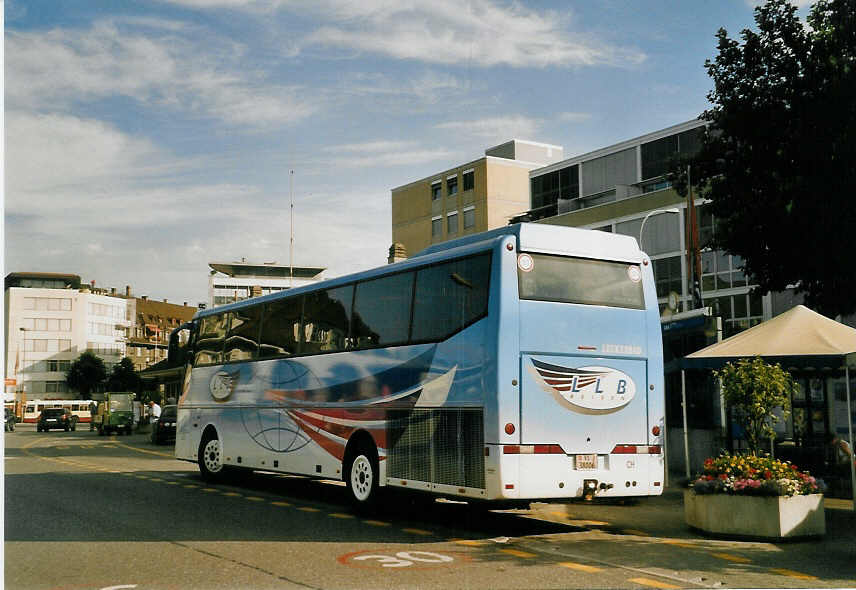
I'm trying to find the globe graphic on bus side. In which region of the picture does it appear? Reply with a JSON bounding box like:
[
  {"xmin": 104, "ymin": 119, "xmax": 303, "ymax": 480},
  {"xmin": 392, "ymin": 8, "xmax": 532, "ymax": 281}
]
[{"xmin": 240, "ymin": 359, "xmax": 321, "ymax": 453}]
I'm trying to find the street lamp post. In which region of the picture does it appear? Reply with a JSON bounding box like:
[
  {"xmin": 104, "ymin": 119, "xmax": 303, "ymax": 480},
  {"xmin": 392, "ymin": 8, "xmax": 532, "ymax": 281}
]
[
  {"xmin": 638, "ymin": 208, "xmax": 680, "ymax": 252},
  {"xmin": 18, "ymin": 328, "xmax": 29, "ymax": 408}
]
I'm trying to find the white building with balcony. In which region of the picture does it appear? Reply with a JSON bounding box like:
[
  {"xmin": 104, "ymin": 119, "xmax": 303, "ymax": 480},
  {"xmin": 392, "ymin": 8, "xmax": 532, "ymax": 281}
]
[
  {"xmin": 4, "ymin": 273, "xmax": 129, "ymax": 402},
  {"xmin": 208, "ymin": 260, "xmax": 325, "ymax": 308}
]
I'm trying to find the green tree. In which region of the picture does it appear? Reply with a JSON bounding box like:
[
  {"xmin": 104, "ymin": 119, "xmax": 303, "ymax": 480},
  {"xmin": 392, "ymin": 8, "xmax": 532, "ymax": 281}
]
[
  {"xmin": 684, "ymin": 0, "xmax": 856, "ymax": 316},
  {"xmin": 66, "ymin": 351, "xmax": 107, "ymax": 396},
  {"xmin": 106, "ymin": 357, "xmax": 141, "ymax": 393},
  {"xmin": 715, "ymin": 357, "xmax": 794, "ymax": 454}
]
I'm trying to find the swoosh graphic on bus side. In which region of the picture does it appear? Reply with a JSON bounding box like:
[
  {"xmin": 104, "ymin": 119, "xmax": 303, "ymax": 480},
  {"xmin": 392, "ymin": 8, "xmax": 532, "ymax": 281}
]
[{"xmin": 263, "ymin": 345, "xmax": 438, "ymax": 407}]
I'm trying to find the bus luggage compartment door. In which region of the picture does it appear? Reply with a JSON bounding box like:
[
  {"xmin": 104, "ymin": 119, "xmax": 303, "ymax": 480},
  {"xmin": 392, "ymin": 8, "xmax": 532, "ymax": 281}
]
[{"xmin": 520, "ymin": 354, "xmax": 647, "ymax": 453}]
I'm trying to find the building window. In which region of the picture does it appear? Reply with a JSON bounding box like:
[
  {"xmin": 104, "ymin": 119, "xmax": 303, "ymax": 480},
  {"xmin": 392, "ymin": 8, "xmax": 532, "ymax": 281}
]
[
  {"xmin": 652, "ymin": 256, "xmax": 683, "ymax": 299},
  {"xmin": 640, "ymin": 127, "xmax": 703, "ymax": 181},
  {"xmin": 23, "ymin": 297, "xmax": 72, "ymax": 311},
  {"xmin": 447, "ymin": 211, "xmax": 459, "ymax": 235},
  {"xmin": 45, "ymin": 360, "xmax": 71, "ymax": 372},
  {"xmin": 447, "ymin": 175, "xmax": 458, "ymax": 197},
  {"xmin": 530, "ymin": 165, "xmax": 579, "ymax": 219},
  {"xmin": 463, "ymin": 169, "xmax": 474, "ymax": 192},
  {"xmin": 45, "ymin": 381, "xmax": 67, "ymax": 393},
  {"xmin": 712, "ymin": 292, "xmax": 763, "ymax": 337},
  {"xmin": 431, "ymin": 216, "xmax": 442, "ymax": 238},
  {"xmin": 463, "ymin": 206, "xmax": 475, "ymax": 230},
  {"xmin": 431, "ymin": 181, "xmax": 442, "ymax": 200}
]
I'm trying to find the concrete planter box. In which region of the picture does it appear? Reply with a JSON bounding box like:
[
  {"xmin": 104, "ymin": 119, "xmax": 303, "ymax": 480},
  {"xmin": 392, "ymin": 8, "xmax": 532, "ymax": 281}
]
[{"xmin": 684, "ymin": 490, "xmax": 825, "ymax": 539}]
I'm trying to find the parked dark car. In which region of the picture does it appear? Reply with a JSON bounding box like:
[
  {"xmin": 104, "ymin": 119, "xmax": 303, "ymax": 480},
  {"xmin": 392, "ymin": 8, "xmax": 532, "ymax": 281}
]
[
  {"xmin": 150, "ymin": 405, "xmax": 177, "ymax": 445},
  {"xmin": 37, "ymin": 408, "xmax": 77, "ymax": 432},
  {"xmin": 5, "ymin": 408, "xmax": 15, "ymax": 432}
]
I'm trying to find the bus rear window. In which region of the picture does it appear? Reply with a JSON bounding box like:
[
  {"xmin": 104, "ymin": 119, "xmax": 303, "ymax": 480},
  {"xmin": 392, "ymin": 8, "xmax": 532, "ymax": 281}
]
[{"xmin": 518, "ymin": 253, "xmax": 645, "ymax": 310}]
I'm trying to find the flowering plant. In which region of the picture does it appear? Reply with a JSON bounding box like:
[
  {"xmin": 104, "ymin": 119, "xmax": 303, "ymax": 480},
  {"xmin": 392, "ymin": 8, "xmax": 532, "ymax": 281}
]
[{"xmin": 690, "ymin": 453, "xmax": 825, "ymax": 497}]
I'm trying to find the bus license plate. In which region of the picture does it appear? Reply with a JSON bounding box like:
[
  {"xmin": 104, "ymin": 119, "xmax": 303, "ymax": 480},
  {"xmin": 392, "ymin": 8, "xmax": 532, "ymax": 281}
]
[{"xmin": 575, "ymin": 454, "xmax": 596, "ymax": 470}]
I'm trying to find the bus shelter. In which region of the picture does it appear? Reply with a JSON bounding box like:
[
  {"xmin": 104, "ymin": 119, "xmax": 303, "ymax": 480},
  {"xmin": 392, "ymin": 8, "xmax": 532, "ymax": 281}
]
[{"xmin": 679, "ymin": 305, "xmax": 856, "ymax": 509}]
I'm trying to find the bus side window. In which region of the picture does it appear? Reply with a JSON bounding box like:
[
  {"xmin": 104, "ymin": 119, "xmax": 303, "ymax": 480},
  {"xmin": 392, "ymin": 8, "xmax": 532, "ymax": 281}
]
[
  {"xmin": 352, "ymin": 272, "xmax": 414, "ymax": 349},
  {"xmin": 224, "ymin": 307, "xmax": 261, "ymax": 362},
  {"xmin": 259, "ymin": 296, "xmax": 303, "ymax": 358},
  {"xmin": 303, "ymin": 286, "xmax": 353, "ymax": 354},
  {"xmin": 412, "ymin": 253, "xmax": 491, "ymax": 342},
  {"xmin": 194, "ymin": 314, "xmax": 229, "ymax": 366},
  {"xmin": 169, "ymin": 324, "xmax": 193, "ymax": 367}
]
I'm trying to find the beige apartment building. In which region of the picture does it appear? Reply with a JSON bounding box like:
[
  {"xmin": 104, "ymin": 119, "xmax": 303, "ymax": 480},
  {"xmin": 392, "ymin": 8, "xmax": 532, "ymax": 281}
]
[{"xmin": 391, "ymin": 140, "xmax": 563, "ymax": 257}]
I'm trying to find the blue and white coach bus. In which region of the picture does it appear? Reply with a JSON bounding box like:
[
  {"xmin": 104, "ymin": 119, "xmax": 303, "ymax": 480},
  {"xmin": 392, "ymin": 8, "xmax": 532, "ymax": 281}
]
[{"xmin": 170, "ymin": 223, "xmax": 665, "ymax": 508}]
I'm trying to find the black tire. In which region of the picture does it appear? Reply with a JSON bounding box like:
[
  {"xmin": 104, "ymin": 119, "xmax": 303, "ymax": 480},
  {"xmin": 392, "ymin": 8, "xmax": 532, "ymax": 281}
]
[
  {"xmin": 97, "ymin": 425, "xmax": 104, "ymax": 436},
  {"xmin": 198, "ymin": 431, "xmax": 227, "ymax": 482},
  {"xmin": 344, "ymin": 442, "xmax": 380, "ymax": 510}
]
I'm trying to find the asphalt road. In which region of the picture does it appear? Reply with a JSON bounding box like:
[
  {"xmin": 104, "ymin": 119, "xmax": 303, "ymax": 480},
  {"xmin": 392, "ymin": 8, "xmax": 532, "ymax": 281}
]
[{"xmin": 5, "ymin": 425, "xmax": 856, "ymax": 590}]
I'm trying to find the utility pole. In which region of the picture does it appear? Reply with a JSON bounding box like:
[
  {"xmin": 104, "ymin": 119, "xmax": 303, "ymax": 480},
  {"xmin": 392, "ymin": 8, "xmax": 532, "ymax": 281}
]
[
  {"xmin": 686, "ymin": 165, "xmax": 703, "ymax": 309},
  {"xmin": 289, "ymin": 170, "xmax": 294, "ymax": 289}
]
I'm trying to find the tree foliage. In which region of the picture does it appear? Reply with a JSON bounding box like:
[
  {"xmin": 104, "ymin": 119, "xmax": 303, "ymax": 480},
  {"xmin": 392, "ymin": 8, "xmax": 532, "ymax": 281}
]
[
  {"xmin": 106, "ymin": 357, "xmax": 141, "ymax": 393},
  {"xmin": 686, "ymin": 0, "xmax": 856, "ymax": 316},
  {"xmin": 715, "ymin": 357, "xmax": 794, "ymax": 454},
  {"xmin": 66, "ymin": 351, "xmax": 107, "ymax": 396}
]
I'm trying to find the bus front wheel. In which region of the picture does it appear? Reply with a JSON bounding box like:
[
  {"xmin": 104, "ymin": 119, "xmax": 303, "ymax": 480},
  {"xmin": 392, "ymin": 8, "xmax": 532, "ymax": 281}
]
[
  {"xmin": 198, "ymin": 432, "xmax": 226, "ymax": 482},
  {"xmin": 344, "ymin": 444, "xmax": 379, "ymax": 509}
]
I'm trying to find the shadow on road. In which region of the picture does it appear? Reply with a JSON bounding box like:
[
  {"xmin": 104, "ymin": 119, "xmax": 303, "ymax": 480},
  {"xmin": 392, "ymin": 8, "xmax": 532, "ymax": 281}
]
[{"xmin": 4, "ymin": 469, "xmax": 577, "ymax": 545}]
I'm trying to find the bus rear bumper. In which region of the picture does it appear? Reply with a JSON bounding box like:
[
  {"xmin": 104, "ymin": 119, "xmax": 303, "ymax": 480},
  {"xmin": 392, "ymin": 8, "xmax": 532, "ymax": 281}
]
[{"xmin": 489, "ymin": 451, "xmax": 664, "ymax": 501}]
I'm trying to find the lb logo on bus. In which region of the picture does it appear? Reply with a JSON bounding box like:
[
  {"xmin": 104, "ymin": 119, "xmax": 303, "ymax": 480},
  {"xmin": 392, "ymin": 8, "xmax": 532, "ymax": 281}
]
[
  {"xmin": 529, "ymin": 359, "xmax": 636, "ymax": 415},
  {"xmin": 209, "ymin": 370, "xmax": 240, "ymax": 402}
]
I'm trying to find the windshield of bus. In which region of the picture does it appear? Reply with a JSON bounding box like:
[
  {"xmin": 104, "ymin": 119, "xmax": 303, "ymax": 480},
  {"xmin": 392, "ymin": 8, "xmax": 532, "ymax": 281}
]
[
  {"xmin": 518, "ymin": 252, "xmax": 645, "ymax": 310},
  {"xmin": 109, "ymin": 396, "xmax": 133, "ymax": 412}
]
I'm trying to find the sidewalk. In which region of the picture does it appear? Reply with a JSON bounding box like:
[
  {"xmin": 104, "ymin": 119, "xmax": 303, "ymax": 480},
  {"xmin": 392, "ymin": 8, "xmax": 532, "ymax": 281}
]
[{"xmin": 530, "ymin": 484, "xmax": 856, "ymax": 543}]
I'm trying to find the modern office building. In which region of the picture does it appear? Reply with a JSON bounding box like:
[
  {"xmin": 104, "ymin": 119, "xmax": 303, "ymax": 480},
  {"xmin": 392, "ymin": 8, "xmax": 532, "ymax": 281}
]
[
  {"xmin": 520, "ymin": 120, "xmax": 763, "ymax": 329},
  {"xmin": 208, "ymin": 260, "xmax": 326, "ymax": 308},
  {"xmin": 4, "ymin": 273, "xmax": 130, "ymax": 403},
  {"xmin": 391, "ymin": 140, "xmax": 564, "ymax": 257},
  {"xmin": 515, "ymin": 118, "xmax": 854, "ymax": 480}
]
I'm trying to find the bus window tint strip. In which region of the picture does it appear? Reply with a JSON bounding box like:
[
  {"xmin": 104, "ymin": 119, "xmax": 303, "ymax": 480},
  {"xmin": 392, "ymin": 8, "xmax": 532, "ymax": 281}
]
[
  {"xmin": 303, "ymin": 285, "xmax": 354, "ymax": 354},
  {"xmin": 224, "ymin": 307, "xmax": 262, "ymax": 362},
  {"xmin": 411, "ymin": 253, "xmax": 491, "ymax": 342},
  {"xmin": 258, "ymin": 296, "xmax": 303, "ymax": 358},
  {"xmin": 518, "ymin": 253, "xmax": 645, "ymax": 310},
  {"xmin": 352, "ymin": 273, "xmax": 414, "ymax": 348},
  {"xmin": 192, "ymin": 251, "xmax": 493, "ymax": 365},
  {"xmin": 194, "ymin": 313, "xmax": 229, "ymax": 365}
]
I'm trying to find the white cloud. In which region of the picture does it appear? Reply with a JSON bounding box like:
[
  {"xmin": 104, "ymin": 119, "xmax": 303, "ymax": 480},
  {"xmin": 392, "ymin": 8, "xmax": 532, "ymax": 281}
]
[
  {"xmin": 5, "ymin": 111, "xmax": 260, "ymax": 230},
  {"xmin": 4, "ymin": 108, "xmax": 392, "ymax": 305},
  {"xmin": 5, "ymin": 21, "xmax": 317, "ymax": 128},
  {"xmin": 6, "ymin": 111, "xmax": 161, "ymax": 195},
  {"xmin": 304, "ymin": 0, "xmax": 645, "ymax": 68},
  {"xmin": 340, "ymin": 70, "xmax": 469, "ymax": 104},
  {"xmin": 322, "ymin": 140, "xmax": 454, "ymax": 169},
  {"xmin": 436, "ymin": 115, "xmax": 541, "ymax": 142},
  {"xmin": 158, "ymin": 0, "xmax": 646, "ymax": 68},
  {"xmin": 558, "ymin": 112, "xmax": 592, "ymax": 123}
]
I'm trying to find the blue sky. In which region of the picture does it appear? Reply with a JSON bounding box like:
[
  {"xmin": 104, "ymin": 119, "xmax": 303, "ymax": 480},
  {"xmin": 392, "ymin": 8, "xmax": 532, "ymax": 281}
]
[{"xmin": 4, "ymin": 0, "xmax": 811, "ymax": 305}]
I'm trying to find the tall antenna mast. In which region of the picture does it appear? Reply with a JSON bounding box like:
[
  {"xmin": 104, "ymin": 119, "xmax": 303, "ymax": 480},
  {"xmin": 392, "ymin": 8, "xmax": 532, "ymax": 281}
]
[{"xmin": 289, "ymin": 169, "xmax": 294, "ymax": 288}]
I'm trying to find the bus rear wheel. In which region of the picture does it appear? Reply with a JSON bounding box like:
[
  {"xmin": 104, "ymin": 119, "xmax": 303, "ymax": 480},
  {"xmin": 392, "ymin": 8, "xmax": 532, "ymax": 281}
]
[{"xmin": 344, "ymin": 443, "xmax": 379, "ymax": 509}]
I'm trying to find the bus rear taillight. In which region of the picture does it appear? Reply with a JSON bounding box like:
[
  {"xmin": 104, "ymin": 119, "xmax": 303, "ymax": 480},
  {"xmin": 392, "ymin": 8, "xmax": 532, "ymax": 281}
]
[
  {"xmin": 503, "ymin": 444, "xmax": 565, "ymax": 455},
  {"xmin": 611, "ymin": 445, "xmax": 661, "ymax": 454}
]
